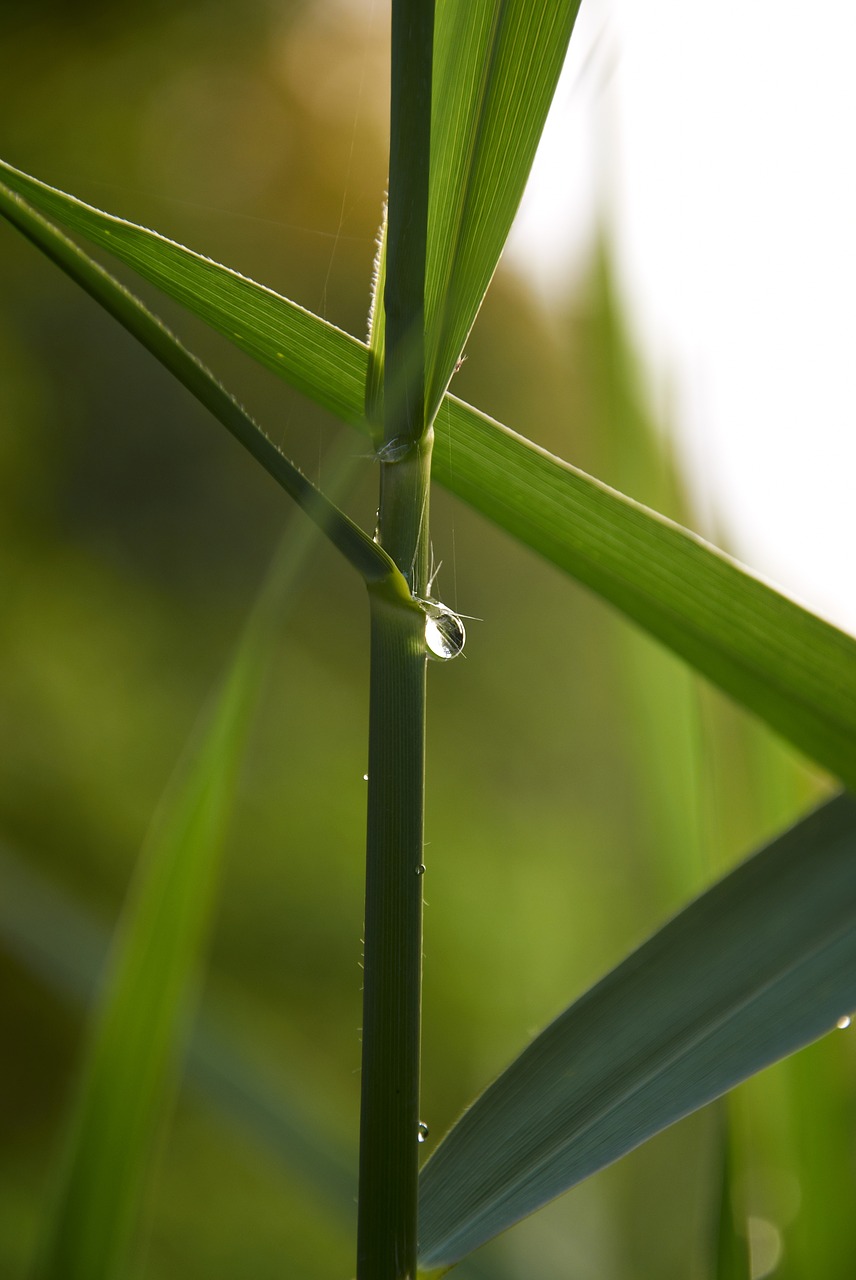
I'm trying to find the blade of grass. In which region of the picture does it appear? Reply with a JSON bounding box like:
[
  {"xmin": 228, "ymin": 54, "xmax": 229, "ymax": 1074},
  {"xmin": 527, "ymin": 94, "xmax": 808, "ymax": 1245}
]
[
  {"xmin": 0, "ymin": 843, "xmax": 517, "ymax": 1280},
  {"xmin": 0, "ymin": 841, "xmax": 358, "ymax": 1218},
  {"xmin": 711, "ymin": 1104, "xmax": 752, "ymax": 1280},
  {"xmin": 32, "ymin": 550, "xmax": 285, "ymax": 1280},
  {"xmin": 368, "ymin": 2, "xmax": 583, "ymax": 424},
  {"xmin": 0, "ymin": 160, "xmax": 368, "ymax": 427},
  {"xmin": 416, "ymin": 793, "xmax": 856, "ymax": 1270},
  {"xmin": 424, "ymin": 0, "xmax": 582, "ymax": 419},
  {"xmin": 0, "ymin": 177, "xmax": 399, "ymax": 593},
  {"xmin": 3, "ymin": 162, "xmax": 856, "ymax": 785}
]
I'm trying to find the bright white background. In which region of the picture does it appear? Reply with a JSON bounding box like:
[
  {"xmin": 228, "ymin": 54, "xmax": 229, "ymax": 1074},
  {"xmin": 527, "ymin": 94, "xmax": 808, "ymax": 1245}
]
[{"xmin": 507, "ymin": 0, "xmax": 856, "ymax": 635}]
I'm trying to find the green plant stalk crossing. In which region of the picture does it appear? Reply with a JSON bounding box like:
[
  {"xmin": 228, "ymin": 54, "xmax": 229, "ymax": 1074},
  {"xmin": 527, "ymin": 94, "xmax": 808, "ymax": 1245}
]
[{"xmin": 358, "ymin": 586, "xmax": 428, "ymax": 1280}]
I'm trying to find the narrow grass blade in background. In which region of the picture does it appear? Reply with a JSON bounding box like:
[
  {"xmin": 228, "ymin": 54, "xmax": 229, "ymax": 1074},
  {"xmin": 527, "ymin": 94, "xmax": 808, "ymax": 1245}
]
[
  {"xmin": 0, "ymin": 844, "xmax": 358, "ymax": 1221},
  {"xmin": 3, "ymin": 163, "xmax": 856, "ymax": 784},
  {"xmin": 417, "ymin": 794, "xmax": 856, "ymax": 1270},
  {"xmin": 31, "ymin": 563, "xmax": 281, "ymax": 1280},
  {"xmin": 711, "ymin": 1105, "xmax": 751, "ymax": 1280}
]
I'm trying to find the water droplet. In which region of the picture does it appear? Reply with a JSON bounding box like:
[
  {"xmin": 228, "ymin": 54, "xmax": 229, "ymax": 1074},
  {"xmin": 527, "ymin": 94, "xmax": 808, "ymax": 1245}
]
[
  {"xmin": 363, "ymin": 773, "xmax": 369, "ymax": 782},
  {"xmin": 418, "ymin": 598, "xmax": 466, "ymax": 660},
  {"xmin": 417, "ymin": 1122, "xmax": 429, "ymax": 1143},
  {"xmin": 416, "ymin": 864, "xmax": 426, "ymax": 876},
  {"xmin": 837, "ymin": 1014, "xmax": 851, "ymax": 1030}
]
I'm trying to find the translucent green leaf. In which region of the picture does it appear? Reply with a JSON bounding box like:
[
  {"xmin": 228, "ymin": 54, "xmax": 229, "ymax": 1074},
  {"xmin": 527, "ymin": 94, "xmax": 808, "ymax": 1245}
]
[
  {"xmin": 435, "ymin": 397, "xmax": 856, "ymax": 788},
  {"xmin": 369, "ymin": 1, "xmax": 583, "ymax": 424},
  {"xmin": 417, "ymin": 793, "xmax": 856, "ymax": 1269},
  {"xmin": 0, "ymin": 176, "xmax": 397, "ymax": 590},
  {"xmin": 0, "ymin": 159, "xmax": 367, "ymax": 427},
  {"xmin": 28, "ymin": 538, "xmax": 308, "ymax": 1280},
  {"xmin": 2, "ymin": 161, "xmax": 855, "ymax": 786},
  {"xmin": 425, "ymin": 0, "xmax": 581, "ymax": 419}
]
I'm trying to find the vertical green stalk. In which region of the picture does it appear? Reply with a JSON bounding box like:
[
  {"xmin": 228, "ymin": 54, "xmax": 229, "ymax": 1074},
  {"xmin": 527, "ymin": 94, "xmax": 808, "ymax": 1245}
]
[
  {"xmin": 357, "ymin": 3, "xmax": 434, "ymax": 1279},
  {"xmin": 358, "ymin": 586, "xmax": 427, "ymax": 1280}
]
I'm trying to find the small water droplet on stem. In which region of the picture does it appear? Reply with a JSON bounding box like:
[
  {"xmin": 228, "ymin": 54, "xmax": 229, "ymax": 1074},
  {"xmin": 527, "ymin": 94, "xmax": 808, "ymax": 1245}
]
[
  {"xmin": 418, "ymin": 598, "xmax": 466, "ymax": 661},
  {"xmin": 417, "ymin": 1122, "xmax": 429, "ymax": 1144},
  {"xmin": 836, "ymin": 1014, "xmax": 851, "ymax": 1030}
]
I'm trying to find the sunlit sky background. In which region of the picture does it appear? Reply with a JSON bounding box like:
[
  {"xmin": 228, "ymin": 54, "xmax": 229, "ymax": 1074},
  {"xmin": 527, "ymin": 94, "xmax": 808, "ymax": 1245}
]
[{"xmin": 506, "ymin": 0, "xmax": 856, "ymax": 635}]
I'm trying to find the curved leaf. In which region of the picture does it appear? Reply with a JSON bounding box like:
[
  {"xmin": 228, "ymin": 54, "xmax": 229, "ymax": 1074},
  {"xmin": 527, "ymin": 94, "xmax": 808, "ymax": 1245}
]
[
  {"xmin": 417, "ymin": 793, "xmax": 856, "ymax": 1269},
  {"xmin": 31, "ymin": 568, "xmax": 279, "ymax": 1280},
  {"xmin": 2, "ymin": 161, "xmax": 856, "ymax": 785}
]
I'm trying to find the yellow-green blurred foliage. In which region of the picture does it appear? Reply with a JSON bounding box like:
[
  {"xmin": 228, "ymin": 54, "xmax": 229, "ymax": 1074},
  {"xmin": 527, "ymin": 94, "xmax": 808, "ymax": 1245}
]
[{"xmin": 1, "ymin": 4, "xmax": 852, "ymax": 1279}]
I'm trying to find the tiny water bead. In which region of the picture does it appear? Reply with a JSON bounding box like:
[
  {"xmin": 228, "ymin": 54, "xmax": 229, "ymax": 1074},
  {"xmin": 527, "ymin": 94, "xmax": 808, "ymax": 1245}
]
[
  {"xmin": 418, "ymin": 598, "xmax": 466, "ymax": 661},
  {"xmin": 417, "ymin": 1122, "xmax": 429, "ymax": 1144},
  {"xmin": 416, "ymin": 863, "xmax": 426, "ymax": 876},
  {"xmin": 837, "ymin": 1014, "xmax": 852, "ymax": 1030}
]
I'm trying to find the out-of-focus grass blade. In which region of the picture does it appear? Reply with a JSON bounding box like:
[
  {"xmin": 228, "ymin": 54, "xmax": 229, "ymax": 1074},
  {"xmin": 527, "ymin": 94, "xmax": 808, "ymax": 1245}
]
[
  {"xmin": 712, "ymin": 1104, "xmax": 751, "ymax": 1280},
  {"xmin": 30, "ymin": 546, "xmax": 293, "ymax": 1280},
  {"xmin": 0, "ymin": 843, "xmax": 357, "ymax": 1218},
  {"xmin": 3, "ymin": 162, "xmax": 856, "ymax": 784},
  {"xmin": 0, "ymin": 846, "xmax": 513, "ymax": 1280},
  {"xmin": 369, "ymin": 2, "xmax": 582, "ymax": 424},
  {"xmin": 417, "ymin": 794, "xmax": 856, "ymax": 1270}
]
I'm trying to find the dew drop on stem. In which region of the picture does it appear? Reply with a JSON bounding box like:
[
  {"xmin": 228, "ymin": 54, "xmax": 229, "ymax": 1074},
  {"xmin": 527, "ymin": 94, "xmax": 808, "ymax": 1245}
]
[
  {"xmin": 417, "ymin": 1122, "xmax": 429, "ymax": 1144},
  {"xmin": 418, "ymin": 598, "xmax": 466, "ymax": 661}
]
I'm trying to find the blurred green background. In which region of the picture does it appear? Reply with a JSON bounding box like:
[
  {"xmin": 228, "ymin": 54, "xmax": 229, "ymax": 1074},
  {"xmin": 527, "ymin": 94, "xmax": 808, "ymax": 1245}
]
[{"xmin": 1, "ymin": 2, "xmax": 851, "ymax": 1278}]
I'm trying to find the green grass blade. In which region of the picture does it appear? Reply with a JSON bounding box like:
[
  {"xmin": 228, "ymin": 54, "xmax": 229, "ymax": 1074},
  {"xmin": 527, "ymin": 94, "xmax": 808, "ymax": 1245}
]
[
  {"xmin": 0, "ymin": 159, "xmax": 367, "ymax": 427},
  {"xmin": 0, "ymin": 177, "xmax": 396, "ymax": 590},
  {"xmin": 31, "ymin": 559, "xmax": 284, "ymax": 1280},
  {"xmin": 368, "ymin": 2, "xmax": 583, "ymax": 426},
  {"xmin": 417, "ymin": 794, "xmax": 856, "ymax": 1270},
  {"xmin": 437, "ymin": 397, "xmax": 856, "ymax": 787},
  {"xmin": 711, "ymin": 1104, "xmax": 751, "ymax": 1280},
  {"xmin": 2, "ymin": 161, "xmax": 856, "ymax": 783},
  {"xmin": 382, "ymin": 0, "xmax": 433, "ymax": 446},
  {"xmin": 423, "ymin": 0, "xmax": 582, "ymax": 420},
  {"xmin": 0, "ymin": 842, "xmax": 358, "ymax": 1221}
]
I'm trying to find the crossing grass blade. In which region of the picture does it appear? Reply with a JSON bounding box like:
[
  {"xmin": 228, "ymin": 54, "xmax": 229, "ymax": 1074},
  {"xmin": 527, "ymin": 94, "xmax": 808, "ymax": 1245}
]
[
  {"xmin": 31, "ymin": 562, "xmax": 282, "ymax": 1280},
  {"xmin": 2, "ymin": 162, "xmax": 856, "ymax": 785},
  {"xmin": 368, "ymin": 1, "xmax": 583, "ymax": 424},
  {"xmin": 416, "ymin": 793, "xmax": 856, "ymax": 1270},
  {"xmin": 0, "ymin": 159, "xmax": 367, "ymax": 426},
  {"xmin": 0, "ymin": 177, "xmax": 398, "ymax": 591},
  {"xmin": 0, "ymin": 843, "xmax": 358, "ymax": 1223}
]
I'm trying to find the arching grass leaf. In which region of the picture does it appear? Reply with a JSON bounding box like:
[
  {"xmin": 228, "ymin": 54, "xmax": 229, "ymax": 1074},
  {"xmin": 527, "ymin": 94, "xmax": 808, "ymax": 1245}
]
[
  {"xmin": 417, "ymin": 793, "xmax": 856, "ymax": 1269},
  {"xmin": 2, "ymin": 161, "xmax": 855, "ymax": 785}
]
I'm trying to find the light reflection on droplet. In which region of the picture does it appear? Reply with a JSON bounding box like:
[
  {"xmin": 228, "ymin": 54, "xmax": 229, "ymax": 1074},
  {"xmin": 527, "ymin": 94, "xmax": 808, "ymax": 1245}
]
[
  {"xmin": 836, "ymin": 1014, "xmax": 851, "ymax": 1030},
  {"xmin": 419, "ymin": 599, "xmax": 466, "ymax": 660},
  {"xmin": 363, "ymin": 773, "xmax": 369, "ymax": 782},
  {"xmin": 417, "ymin": 1122, "xmax": 429, "ymax": 1144},
  {"xmin": 416, "ymin": 864, "xmax": 426, "ymax": 876}
]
